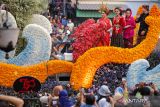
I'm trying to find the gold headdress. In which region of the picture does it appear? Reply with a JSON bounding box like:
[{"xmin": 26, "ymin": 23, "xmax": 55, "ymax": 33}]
[{"xmin": 99, "ymin": 0, "xmax": 109, "ymax": 14}]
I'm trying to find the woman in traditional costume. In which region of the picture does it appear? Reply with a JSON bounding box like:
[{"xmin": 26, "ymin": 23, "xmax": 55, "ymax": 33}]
[
  {"xmin": 123, "ymin": 8, "xmax": 136, "ymax": 48},
  {"xmin": 97, "ymin": 6, "xmax": 112, "ymax": 46},
  {"xmin": 111, "ymin": 7, "xmax": 126, "ymax": 47}
]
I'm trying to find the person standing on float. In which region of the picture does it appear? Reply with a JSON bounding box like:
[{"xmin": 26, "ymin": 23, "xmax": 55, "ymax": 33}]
[
  {"xmin": 136, "ymin": 5, "xmax": 149, "ymax": 45},
  {"xmin": 111, "ymin": 7, "xmax": 126, "ymax": 47},
  {"xmin": 123, "ymin": 8, "xmax": 136, "ymax": 48},
  {"xmin": 97, "ymin": 8, "xmax": 112, "ymax": 46}
]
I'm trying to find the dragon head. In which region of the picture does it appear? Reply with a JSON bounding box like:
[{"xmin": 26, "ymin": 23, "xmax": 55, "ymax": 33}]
[{"xmin": 145, "ymin": 4, "xmax": 160, "ymax": 31}]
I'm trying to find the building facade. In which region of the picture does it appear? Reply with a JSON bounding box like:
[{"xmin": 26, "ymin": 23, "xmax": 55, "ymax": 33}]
[{"xmin": 76, "ymin": 0, "xmax": 160, "ymax": 18}]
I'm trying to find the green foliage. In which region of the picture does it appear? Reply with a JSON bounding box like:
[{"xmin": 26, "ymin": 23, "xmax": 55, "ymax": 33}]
[
  {"xmin": 1, "ymin": 0, "xmax": 48, "ymax": 54},
  {"xmin": 1, "ymin": 0, "xmax": 48, "ymax": 30}
]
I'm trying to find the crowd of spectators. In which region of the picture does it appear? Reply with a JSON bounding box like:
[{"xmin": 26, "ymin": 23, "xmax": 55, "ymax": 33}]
[
  {"xmin": 0, "ymin": 55, "xmax": 159, "ymax": 106},
  {"xmin": 49, "ymin": 15, "xmax": 75, "ymax": 60},
  {"xmin": 91, "ymin": 63, "xmax": 130, "ymax": 94},
  {"xmin": 42, "ymin": 0, "xmax": 76, "ymax": 60}
]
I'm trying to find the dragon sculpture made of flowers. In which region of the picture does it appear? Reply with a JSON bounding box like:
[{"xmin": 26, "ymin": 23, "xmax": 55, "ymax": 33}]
[{"xmin": 0, "ymin": 4, "xmax": 160, "ymax": 90}]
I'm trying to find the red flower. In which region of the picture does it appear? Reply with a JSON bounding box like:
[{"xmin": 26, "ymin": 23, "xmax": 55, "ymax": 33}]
[{"xmin": 72, "ymin": 19, "xmax": 110, "ymax": 61}]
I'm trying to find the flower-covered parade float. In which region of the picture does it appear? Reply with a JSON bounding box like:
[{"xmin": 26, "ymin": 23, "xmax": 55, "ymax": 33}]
[{"xmin": 0, "ymin": 4, "xmax": 160, "ymax": 91}]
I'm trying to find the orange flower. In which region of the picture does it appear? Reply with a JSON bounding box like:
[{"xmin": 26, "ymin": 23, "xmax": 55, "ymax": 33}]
[
  {"xmin": 150, "ymin": 4, "xmax": 160, "ymax": 17},
  {"xmin": 133, "ymin": 5, "xmax": 143, "ymax": 45},
  {"xmin": 137, "ymin": 6, "xmax": 143, "ymax": 15},
  {"xmin": 0, "ymin": 61, "xmax": 73, "ymax": 87}
]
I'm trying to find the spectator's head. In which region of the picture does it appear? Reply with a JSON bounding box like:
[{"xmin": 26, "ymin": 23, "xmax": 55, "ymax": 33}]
[
  {"xmin": 98, "ymin": 85, "xmax": 112, "ymax": 97},
  {"xmin": 65, "ymin": 26, "xmax": 69, "ymax": 30},
  {"xmin": 57, "ymin": 19, "xmax": 61, "ymax": 23},
  {"xmin": 54, "ymin": 15, "xmax": 58, "ymax": 19},
  {"xmin": 52, "ymin": 85, "xmax": 63, "ymax": 96},
  {"xmin": 52, "ymin": 19, "xmax": 56, "ymax": 24},
  {"xmin": 125, "ymin": 8, "xmax": 132, "ymax": 17},
  {"xmin": 59, "ymin": 90, "xmax": 68, "ymax": 98},
  {"xmin": 61, "ymin": 25, "xmax": 65, "ymax": 29},
  {"xmin": 113, "ymin": 92, "xmax": 127, "ymax": 106},
  {"xmin": 39, "ymin": 96, "xmax": 48, "ymax": 104},
  {"xmin": 140, "ymin": 87, "xmax": 151, "ymax": 96},
  {"xmin": 85, "ymin": 94, "xmax": 96, "ymax": 105},
  {"xmin": 142, "ymin": 5, "xmax": 149, "ymax": 13},
  {"xmin": 64, "ymin": 16, "xmax": 67, "ymax": 19},
  {"xmin": 68, "ymin": 19, "xmax": 72, "ymax": 23},
  {"xmin": 67, "ymin": 84, "xmax": 71, "ymax": 88},
  {"xmin": 114, "ymin": 7, "xmax": 123, "ymax": 16},
  {"xmin": 0, "ymin": 100, "xmax": 9, "ymax": 107},
  {"xmin": 59, "ymin": 90, "xmax": 74, "ymax": 107},
  {"xmin": 73, "ymin": 27, "xmax": 77, "ymax": 31},
  {"xmin": 115, "ymin": 87, "xmax": 124, "ymax": 94},
  {"xmin": 133, "ymin": 86, "xmax": 151, "ymax": 96},
  {"xmin": 76, "ymin": 93, "xmax": 81, "ymax": 100}
]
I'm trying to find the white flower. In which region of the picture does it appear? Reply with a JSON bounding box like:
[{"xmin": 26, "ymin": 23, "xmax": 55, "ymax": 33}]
[
  {"xmin": 8, "ymin": 24, "xmax": 52, "ymax": 66},
  {"xmin": 30, "ymin": 14, "xmax": 52, "ymax": 34},
  {"xmin": 0, "ymin": 14, "xmax": 52, "ymax": 66}
]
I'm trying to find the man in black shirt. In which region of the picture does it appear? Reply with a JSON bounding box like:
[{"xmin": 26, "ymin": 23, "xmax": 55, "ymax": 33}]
[{"xmin": 136, "ymin": 5, "xmax": 149, "ymax": 45}]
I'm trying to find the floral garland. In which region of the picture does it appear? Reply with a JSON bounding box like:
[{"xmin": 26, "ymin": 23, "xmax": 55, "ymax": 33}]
[
  {"xmin": 0, "ymin": 60, "xmax": 73, "ymax": 87},
  {"xmin": 127, "ymin": 59, "xmax": 160, "ymax": 89},
  {"xmin": 70, "ymin": 4, "xmax": 160, "ymax": 90}
]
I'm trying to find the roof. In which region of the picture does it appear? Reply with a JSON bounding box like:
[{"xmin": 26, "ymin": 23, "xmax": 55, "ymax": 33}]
[
  {"xmin": 77, "ymin": 1, "xmax": 128, "ymax": 10},
  {"xmin": 76, "ymin": 9, "xmax": 116, "ymax": 18}
]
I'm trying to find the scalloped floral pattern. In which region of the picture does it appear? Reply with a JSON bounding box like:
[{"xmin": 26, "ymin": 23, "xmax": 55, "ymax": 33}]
[
  {"xmin": 30, "ymin": 14, "xmax": 52, "ymax": 33},
  {"xmin": 0, "ymin": 14, "xmax": 52, "ymax": 66},
  {"xmin": 8, "ymin": 24, "xmax": 51, "ymax": 66}
]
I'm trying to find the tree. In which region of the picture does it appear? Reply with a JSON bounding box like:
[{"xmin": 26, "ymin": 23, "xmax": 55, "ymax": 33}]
[
  {"xmin": 1, "ymin": 0, "xmax": 48, "ymax": 55},
  {"xmin": 1, "ymin": 0, "xmax": 48, "ymax": 29}
]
